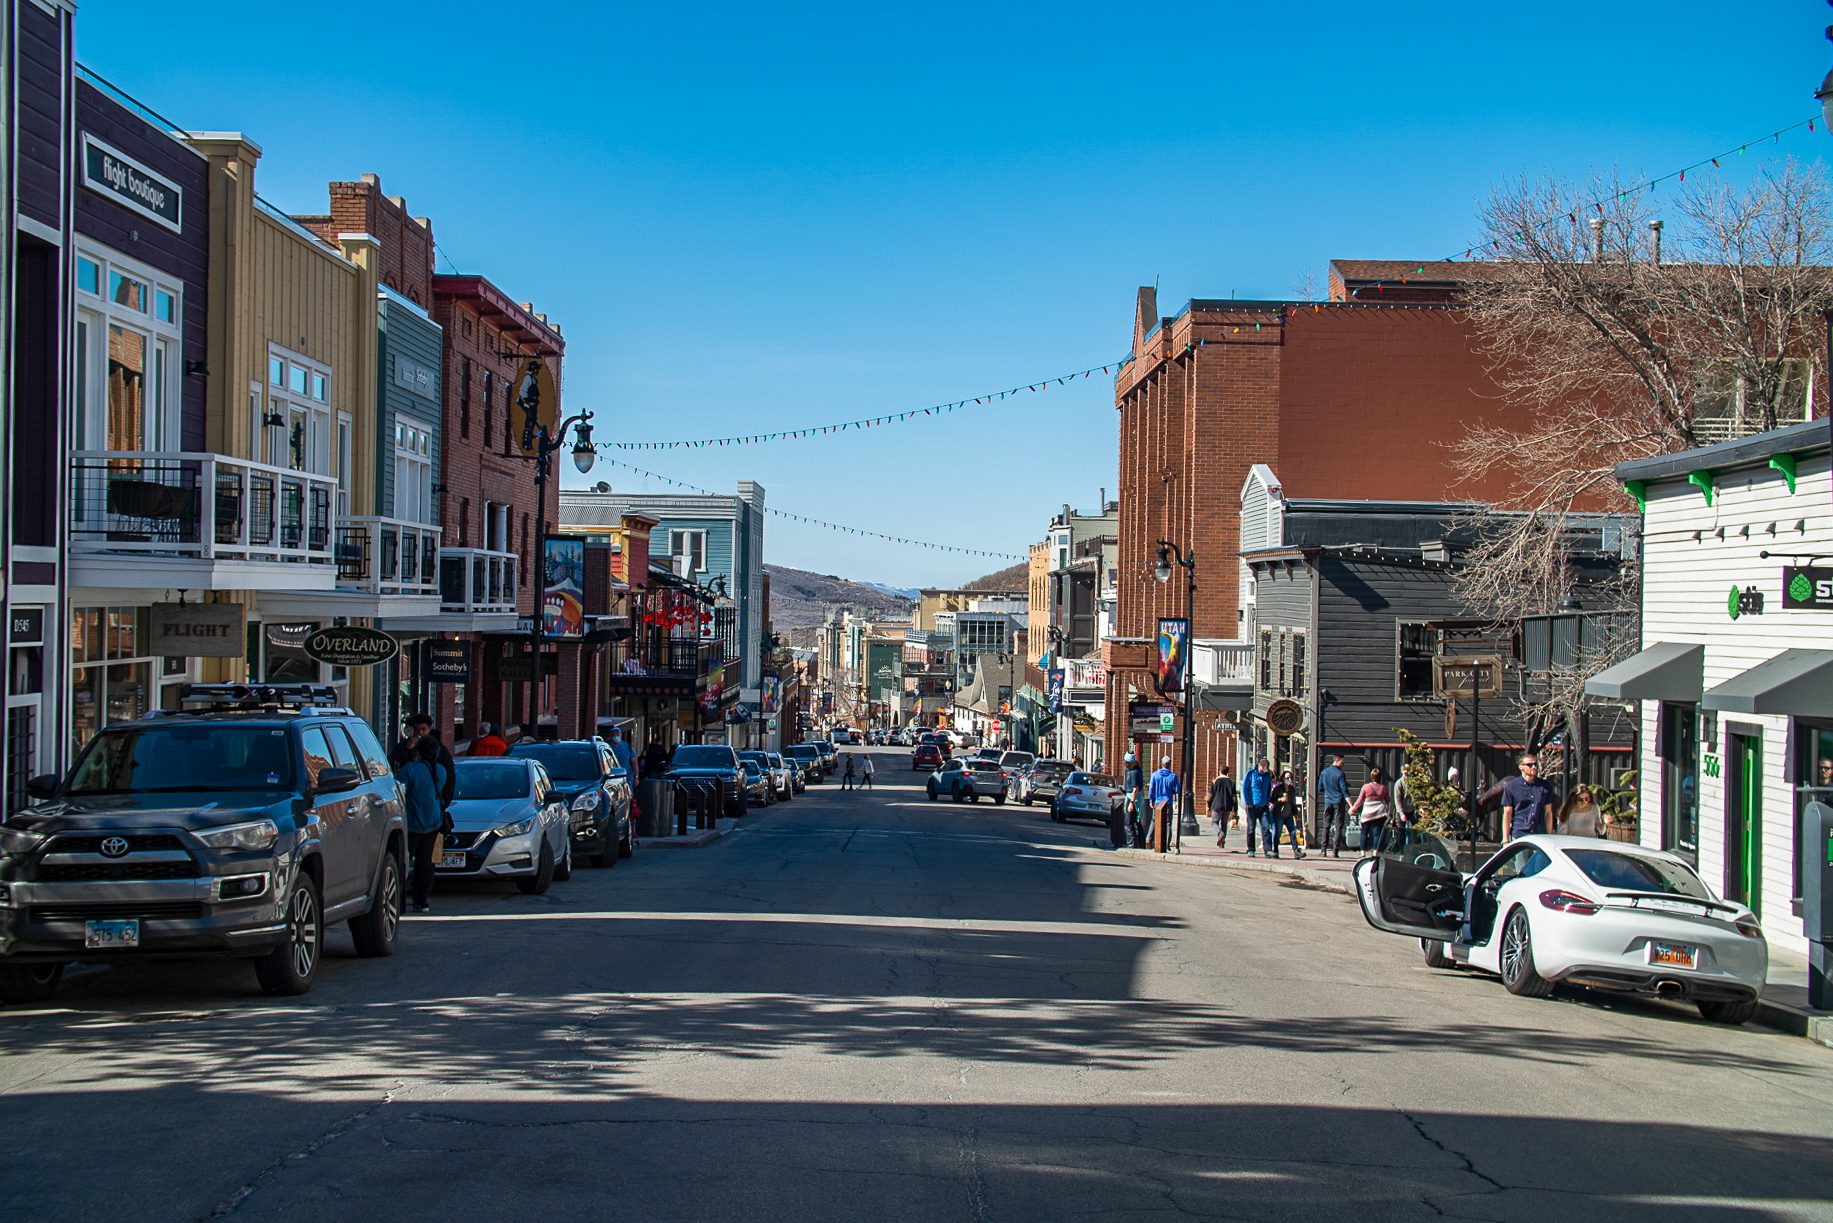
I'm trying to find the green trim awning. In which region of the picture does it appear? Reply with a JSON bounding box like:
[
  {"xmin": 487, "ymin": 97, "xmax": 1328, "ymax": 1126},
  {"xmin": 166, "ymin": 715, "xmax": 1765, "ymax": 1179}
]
[
  {"xmin": 1702, "ymin": 649, "xmax": 1833, "ymax": 718},
  {"xmin": 1584, "ymin": 642, "xmax": 1703, "ymax": 702}
]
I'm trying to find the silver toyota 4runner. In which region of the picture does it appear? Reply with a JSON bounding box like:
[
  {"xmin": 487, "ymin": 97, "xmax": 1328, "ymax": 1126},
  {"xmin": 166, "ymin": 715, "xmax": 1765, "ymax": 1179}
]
[{"xmin": 0, "ymin": 684, "xmax": 407, "ymax": 1003}]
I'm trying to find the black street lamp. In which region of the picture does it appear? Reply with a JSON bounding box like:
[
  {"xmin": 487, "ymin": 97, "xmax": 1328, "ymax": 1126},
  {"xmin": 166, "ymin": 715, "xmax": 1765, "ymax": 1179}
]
[
  {"xmin": 523, "ymin": 409, "xmax": 596, "ymax": 737},
  {"xmin": 1153, "ymin": 539, "xmax": 1201, "ymax": 850}
]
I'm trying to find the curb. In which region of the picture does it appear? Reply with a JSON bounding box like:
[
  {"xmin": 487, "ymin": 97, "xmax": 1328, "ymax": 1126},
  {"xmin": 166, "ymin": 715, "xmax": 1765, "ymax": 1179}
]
[
  {"xmin": 1112, "ymin": 847, "xmax": 1833, "ymax": 1047},
  {"xmin": 640, "ymin": 828, "xmax": 723, "ymax": 848},
  {"xmin": 1112, "ymin": 846, "xmax": 1356, "ymax": 895}
]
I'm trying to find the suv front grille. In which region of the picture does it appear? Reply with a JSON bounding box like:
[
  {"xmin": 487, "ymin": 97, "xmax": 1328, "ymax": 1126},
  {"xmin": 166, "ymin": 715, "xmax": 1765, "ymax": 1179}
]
[
  {"xmin": 46, "ymin": 833, "xmax": 185, "ymax": 854},
  {"xmin": 36, "ymin": 861, "xmax": 200, "ymax": 882},
  {"xmin": 31, "ymin": 901, "xmax": 206, "ymax": 922}
]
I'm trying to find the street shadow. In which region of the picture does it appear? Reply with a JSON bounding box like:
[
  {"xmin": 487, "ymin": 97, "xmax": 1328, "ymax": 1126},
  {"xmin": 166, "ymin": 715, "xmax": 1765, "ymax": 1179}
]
[{"xmin": 3, "ymin": 1091, "xmax": 1830, "ymax": 1223}]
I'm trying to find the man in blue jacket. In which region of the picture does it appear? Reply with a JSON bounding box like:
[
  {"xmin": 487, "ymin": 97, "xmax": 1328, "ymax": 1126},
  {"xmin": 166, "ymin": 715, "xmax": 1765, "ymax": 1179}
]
[
  {"xmin": 1241, "ymin": 758, "xmax": 1274, "ymax": 857},
  {"xmin": 1147, "ymin": 755, "xmax": 1180, "ymax": 852},
  {"xmin": 1317, "ymin": 755, "xmax": 1350, "ymax": 858}
]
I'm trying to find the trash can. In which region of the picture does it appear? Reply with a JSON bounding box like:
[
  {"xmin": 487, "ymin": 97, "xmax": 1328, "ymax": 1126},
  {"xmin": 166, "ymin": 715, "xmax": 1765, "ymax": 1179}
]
[{"xmin": 637, "ymin": 779, "xmax": 674, "ymax": 838}]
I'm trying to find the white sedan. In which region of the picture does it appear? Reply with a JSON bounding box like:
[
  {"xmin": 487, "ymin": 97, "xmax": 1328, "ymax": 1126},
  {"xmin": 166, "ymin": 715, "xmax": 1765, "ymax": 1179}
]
[
  {"xmin": 1354, "ymin": 832, "xmax": 1767, "ymax": 1024},
  {"xmin": 440, "ymin": 758, "xmax": 573, "ymax": 894}
]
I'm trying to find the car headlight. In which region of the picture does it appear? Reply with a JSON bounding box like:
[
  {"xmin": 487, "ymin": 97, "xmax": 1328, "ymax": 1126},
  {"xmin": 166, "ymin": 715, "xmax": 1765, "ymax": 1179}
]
[
  {"xmin": 570, "ymin": 790, "xmax": 602, "ymax": 812},
  {"xmin": 0, "ymin": 824, "xmax": 45, "ymax": 855},
  {"xmin": 196, "ymin": 819, "xmax": 280, "ymax": 853},
  {"xmin": 494, "ymin": 817, "xmax": 536, "ymax": 837}
]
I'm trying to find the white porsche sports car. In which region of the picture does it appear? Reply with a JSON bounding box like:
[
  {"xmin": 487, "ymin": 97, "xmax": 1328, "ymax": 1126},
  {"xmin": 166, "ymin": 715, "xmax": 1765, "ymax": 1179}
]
[{"xmin": 1354, "ymin": 832, "xmax": 1767, "ymax": 1024}]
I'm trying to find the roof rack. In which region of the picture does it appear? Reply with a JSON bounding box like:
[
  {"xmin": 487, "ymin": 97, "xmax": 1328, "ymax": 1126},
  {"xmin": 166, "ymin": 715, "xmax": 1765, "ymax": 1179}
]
[{"xmin": 166, "ymin": 683, "xmax": 353, "ymax": 715}]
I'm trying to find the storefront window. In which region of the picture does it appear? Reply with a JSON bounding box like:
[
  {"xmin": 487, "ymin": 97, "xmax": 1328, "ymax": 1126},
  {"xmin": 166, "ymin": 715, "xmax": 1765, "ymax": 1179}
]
[
  {"xmin": 1659, "ymin": 702, "xmax": 1698, "ymax": 862},
  {"xmin": 262, "ymin": 623, "xmax": 319, "ymax": 683},
  {"xmin": 69, "ymin": 607, "xmax": 188, "ymax": 755},
  {"xmin": 1793, "ymin": 721, "xmax": 1833, "ymax": 906}
]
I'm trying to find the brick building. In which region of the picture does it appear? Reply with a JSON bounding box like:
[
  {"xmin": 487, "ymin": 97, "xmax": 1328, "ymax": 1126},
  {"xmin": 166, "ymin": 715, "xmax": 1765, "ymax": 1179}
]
[
  {"xmin": 300, "ymin": 176, "xmax": 577, "ymax": 743},
  {"xmin": 1102, "ymin": 267, "xmax": 1549, "ymax": 793}
]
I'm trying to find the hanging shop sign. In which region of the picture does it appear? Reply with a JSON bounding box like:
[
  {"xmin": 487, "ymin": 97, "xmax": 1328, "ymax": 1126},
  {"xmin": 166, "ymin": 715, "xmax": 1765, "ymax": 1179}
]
[
  {"xmin": 148, "ymin": 602, "xmax": 244, "ymax": 658},
  {"xmin": 1130, "ymin": 701, "xmax": 1171, "ymax": 737},
  {"xmin": 424, "ymin": 640, "xmax": 470, "ymax": 684},
  {"xmin": 81, "ymin": 134, "xmax": 182, "ymax": 232},
  {"xmin": 1782, "ymin": 567, "xmax": 1833, "ymax": 610},
  {"xmin": 1264, "ymin": 697, "xmax": 1305, "ymax": 737},
  {"xmin": 304, "ymin": 626, "xmax": 399, "ymax": 667},
  {"xmin": 1433, "ymin": 655, "xmax": 1503, "ymax": 700},
  {"xmin": 511, "ymin": 358, "xmax": 559, "ymax": 458},
  {"xmin": 541, "ymin": 537, "xmax": 586, "ymax": 638},
  {"xmin": 1156, "ymin": 618, "xmax": 1189, "ymax": 694}
]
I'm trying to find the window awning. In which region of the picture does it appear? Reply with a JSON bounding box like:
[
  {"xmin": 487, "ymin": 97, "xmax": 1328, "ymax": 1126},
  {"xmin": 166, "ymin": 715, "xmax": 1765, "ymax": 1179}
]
[
  {"xmin": 1584, "ymin": 642, "xmax": 1703, "ymax": 702},
  {"xmin": 1702, "ymin": 649, "xmax": 1833, "ymax": 718}
]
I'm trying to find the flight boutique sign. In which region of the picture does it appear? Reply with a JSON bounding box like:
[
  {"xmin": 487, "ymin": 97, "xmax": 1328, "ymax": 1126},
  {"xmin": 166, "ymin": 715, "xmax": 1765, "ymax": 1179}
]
[{"xmin": 81, "ymin": 135, "xmax": 182, "ymax": 232}]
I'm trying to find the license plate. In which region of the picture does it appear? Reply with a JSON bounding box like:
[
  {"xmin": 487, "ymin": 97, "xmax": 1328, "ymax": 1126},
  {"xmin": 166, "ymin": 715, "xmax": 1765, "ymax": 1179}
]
[
  {"xmin": 1649, "ymin": 940, "xmax": 1697, "ymax": 968},
  {"xmin": 440, "ymin": 852, "xmax": 468, "ymax": 869},
  {"xmin": 84, "ymin": 919, "xmax": 140, "ymax": 949}
]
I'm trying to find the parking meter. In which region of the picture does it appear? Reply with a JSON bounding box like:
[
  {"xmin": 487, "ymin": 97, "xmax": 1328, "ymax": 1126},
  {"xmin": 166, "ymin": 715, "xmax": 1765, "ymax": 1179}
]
[{"xmin": 1805, "ymin": 801, "xmax": 1833, "ymax": 1010}]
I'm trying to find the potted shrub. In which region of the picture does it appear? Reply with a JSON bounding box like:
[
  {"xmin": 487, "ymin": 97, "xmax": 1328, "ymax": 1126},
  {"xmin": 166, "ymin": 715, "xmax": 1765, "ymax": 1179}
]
[{"xmin": 1599, "ymin": 771, "xmax": 1639, "ymax": 843}]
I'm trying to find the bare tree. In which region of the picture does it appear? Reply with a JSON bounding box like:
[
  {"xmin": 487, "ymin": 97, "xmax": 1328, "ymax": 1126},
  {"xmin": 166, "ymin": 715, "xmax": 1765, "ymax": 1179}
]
[{"xmin": 1449, "ymin": 160, "xmax": 1833, "ymax": 777}]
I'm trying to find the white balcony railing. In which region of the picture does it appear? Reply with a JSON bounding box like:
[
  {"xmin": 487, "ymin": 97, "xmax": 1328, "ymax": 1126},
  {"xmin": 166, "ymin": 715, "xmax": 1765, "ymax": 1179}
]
[
  {"xmin": 337, "ymin": 516, "xmax": 442, "ymax": 596},
  {"xmin": 1192, "ymin": 639, "xmax": 1255, "ymax": 686},
  {"xmin": 71, "ymin": 450, "xmax": 337, "ymax": 565},
  {"xmin": 439, "ymin": 546, "xmax": 518, "ymax": 613}
]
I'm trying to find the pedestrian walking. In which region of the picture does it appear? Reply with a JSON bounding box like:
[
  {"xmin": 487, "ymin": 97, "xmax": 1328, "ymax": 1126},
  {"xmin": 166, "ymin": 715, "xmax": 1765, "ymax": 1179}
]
[
  {"xmin": 859, "ymin": 752, "xmax": 875, "ymax": 790},
  {"xmin": 1500, "ymin": 754, "xmax": 1558, "ymax": 841},
  {"xmin": 1207, "ymin": 765, "xmax": 1239, "ymax": 847},
  {"xmin": 605, "ymin": 726, "xmax": 634, "ymax": 776},
  {"xmin": 1240, "ymin": 758, "xmax": 1273, "ymax": 857},
  {"xmin": 398, "ymin": 713, "xmax": 456, "ymax": 813},
  {"xmin": 1267, "ymin": 769, "xmax": 1306, "ymax": 859},
  {"xmin": 1147, "ymin": 756, "xmax": 1180, "ymax": 852},
  {"xmin": 394, "ymin": 737, "xmax": 449, "ymax": 914},
  {"xmin": 1122, "ymin": 752, "xmax": 1145, "ymax": 847},
  {"xmin": 1348, "ymin": 766, "xmax": 1393, "ymax": 857},
  {"xmin": 1317, "ymin": 754, "xmax": 1350, "ymax": 857},
  {"xmin": 468, "ymin": 721, "xmax": 509, "ymax": 757},
  {"xmin": 842, "ymin": 753, "xmax": 856, "ymax": 791},
  {"xmin": 1558, "ymin": 784, "xmax": 1603, "ymax": 837}
]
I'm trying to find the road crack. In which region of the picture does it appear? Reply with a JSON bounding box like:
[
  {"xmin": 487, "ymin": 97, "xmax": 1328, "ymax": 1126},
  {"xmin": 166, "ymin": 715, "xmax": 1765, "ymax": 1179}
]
[{"xmin": 193, "ymin": 1082, "xmax": 402, "ymax": 1221}]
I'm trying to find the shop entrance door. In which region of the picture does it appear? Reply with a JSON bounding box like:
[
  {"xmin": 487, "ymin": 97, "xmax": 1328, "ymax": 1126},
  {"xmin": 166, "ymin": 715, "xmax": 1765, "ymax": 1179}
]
[{"xmin": 1725, "ymin": 731, "xmax": 1762, "ymax": 915}]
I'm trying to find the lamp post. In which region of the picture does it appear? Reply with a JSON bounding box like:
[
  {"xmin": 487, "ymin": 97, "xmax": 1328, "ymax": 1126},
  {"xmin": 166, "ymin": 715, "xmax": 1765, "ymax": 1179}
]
[
  {"xmin": 1153, "ymin": 540, "xmax": 1201, "ymax": 849},
  {"xmin": 524, "ymin": 409, "xmax": 596, "ymax": 738}
]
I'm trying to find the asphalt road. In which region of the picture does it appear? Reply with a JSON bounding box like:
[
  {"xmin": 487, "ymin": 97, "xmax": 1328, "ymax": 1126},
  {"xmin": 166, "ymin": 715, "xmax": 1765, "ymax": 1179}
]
[{"xmin": 3, "ymin": 747, "xmax": 1832, "ymax": 1222}]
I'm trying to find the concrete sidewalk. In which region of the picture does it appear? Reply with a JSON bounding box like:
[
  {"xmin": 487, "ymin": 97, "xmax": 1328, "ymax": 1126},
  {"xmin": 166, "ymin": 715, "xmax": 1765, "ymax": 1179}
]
[{"xmin": 1115, "ymin": 834, "xmax": 1832, "ymax": 1049}]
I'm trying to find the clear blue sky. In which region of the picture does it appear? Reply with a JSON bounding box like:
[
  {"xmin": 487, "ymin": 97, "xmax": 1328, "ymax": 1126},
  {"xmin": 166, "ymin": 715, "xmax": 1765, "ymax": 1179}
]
[{"xmin": 77, "ymin": 1, "xmax": 1833, "ymax": 586}]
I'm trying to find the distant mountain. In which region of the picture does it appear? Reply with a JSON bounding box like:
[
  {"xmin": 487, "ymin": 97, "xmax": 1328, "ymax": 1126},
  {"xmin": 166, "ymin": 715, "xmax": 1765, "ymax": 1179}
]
[
  {"xmin": 962, "ymin": 561, "xmax": 1028, "ymax": 592},
  {"xmin": 862, "ymin": 580, "xmax": 921, "ymax": 600},
  {"xmin": 766, "ymin": 564, "xmax": 916, "ymax": 629}
]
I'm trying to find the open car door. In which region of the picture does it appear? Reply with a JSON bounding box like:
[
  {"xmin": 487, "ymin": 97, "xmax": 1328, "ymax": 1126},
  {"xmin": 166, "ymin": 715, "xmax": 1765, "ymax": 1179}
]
[{"xmin": 1352, "ymin": 830, "xmax": 1466, "ymax": 940}]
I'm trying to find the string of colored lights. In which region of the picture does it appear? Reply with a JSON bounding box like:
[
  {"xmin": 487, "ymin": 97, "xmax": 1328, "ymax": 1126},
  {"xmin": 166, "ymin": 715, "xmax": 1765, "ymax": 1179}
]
[
  {"xmin": 604, "ymin": 460, "xmax": 1026, "ymax": 560},
  {"xmin": 596, "ymin": 359, "xmax": 1125, "ymax": 451}
]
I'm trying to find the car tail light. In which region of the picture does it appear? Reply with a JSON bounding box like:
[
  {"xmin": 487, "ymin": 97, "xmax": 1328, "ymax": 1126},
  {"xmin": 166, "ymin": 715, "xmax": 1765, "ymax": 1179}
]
[
  {"xmin": 1062, "ymin": 787, "xmax": 1082, "ymax": 798},
  {"xmin": 1735, "ymin": 918, "xmax": 1763, "ymax": 938},
  {"xmin": 1538, "ymin": 889, "xmax": 1600, "ymax": 915}
]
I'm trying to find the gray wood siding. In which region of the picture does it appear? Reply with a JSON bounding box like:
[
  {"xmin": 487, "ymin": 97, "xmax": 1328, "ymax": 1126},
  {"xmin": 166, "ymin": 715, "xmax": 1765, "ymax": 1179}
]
[
  {"xmin": 14, "ymin": 5, "xmax": 67, "ymax": 229},
  {"xmin": 73, "ymin": 81, "xmax": 211, "ymax": 451},
  {"xmin": 1313, "ymin": 556, "xmax": 1517, "ymax": 747},
  {"xmin": 377, "ymin": 298, "xmax": 443, "ymax": 519}
]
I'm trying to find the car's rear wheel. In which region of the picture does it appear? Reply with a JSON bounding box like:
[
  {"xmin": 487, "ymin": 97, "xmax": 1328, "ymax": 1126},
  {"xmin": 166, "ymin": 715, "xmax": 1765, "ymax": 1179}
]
[
  {"xmin": 254, "ymin": 874, "xmax": 322, "ymax": 996},
  {"xmin": 618, "ymin": 819, "xmax": 636, "ymax": 859},
  {"xmin": 596, "ymin": 824, "xmax": 620, "ymax": 867},
  {"xmin": 554, "ymin": 837, "xmax": 574, "ymax": 881},
  {"xmin": 349, "ymin": 852, "xmax": 402, "ymax": 958},
  {"xmin": 1420, "ymin": 938, "xmax": 1452, "ymax": 970},
  {"xmin": 1498, "ymin": 908, "xmax": 1552, "ymax": 998},
  {"xmin": 0, "ymin": 962, "xmax": 65, "ymax": 1004},
  {"xmin": 952, "ymin": 787, "xmax": 966, "ymax": 803},
  {"xmin": 518, "ymin": 840, "xmax": 556, "ymax": 895},
  {"xmin": 1697, "ymin": 997, "xmax": 1760, "ymax": 1025},
  {"xmin": 994, "ymin": 794, "xmax": 1006, "ymax": 805},
  {"xmin": 927, "ymin": 783, "xmax": 938, "ymax": 801}
]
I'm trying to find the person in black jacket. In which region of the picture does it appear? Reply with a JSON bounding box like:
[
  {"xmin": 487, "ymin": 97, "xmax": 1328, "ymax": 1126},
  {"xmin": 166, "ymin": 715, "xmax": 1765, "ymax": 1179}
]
[{"xmin": 1207, "ymin": 765, "xmax": 1239, "ymax": 848}]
